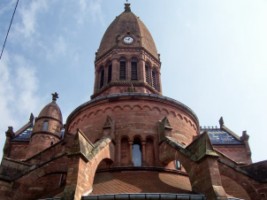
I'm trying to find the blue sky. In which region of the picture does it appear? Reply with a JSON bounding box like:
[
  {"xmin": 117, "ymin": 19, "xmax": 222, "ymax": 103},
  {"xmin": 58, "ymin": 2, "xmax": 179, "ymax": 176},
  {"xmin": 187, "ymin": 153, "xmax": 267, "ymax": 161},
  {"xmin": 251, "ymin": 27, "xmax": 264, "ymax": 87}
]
[{"xmin": 0, "ymin": 0, "xmax": 267, "ymax": 162}]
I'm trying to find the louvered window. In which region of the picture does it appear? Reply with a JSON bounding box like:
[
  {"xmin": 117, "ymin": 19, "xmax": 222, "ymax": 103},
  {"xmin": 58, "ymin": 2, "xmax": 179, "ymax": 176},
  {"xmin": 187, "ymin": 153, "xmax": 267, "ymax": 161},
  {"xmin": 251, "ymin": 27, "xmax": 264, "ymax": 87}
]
[
  {"xmin": 108, "ymin": 64, "xmax": 112, "ymax": 83},
  {"xmin": 131, "ymin": 59, "xmax": 138, "ymax": 80},
  {"xmin": 100, "ymin": 68, "xmax": 104, "ymax": 88},
  {"xmin": 145, "ymin": 64, "xmax": 151, "ymax": 85},
  {"xmin": 120, "ymin": 59, "xmax": 126, "ymax": 80}
]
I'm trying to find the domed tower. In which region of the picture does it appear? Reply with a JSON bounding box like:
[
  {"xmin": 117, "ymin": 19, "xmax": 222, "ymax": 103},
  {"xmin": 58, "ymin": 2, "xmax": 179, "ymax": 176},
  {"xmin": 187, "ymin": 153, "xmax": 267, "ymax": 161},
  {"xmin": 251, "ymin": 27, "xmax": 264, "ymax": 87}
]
[
  {"xmin": 27, "ymin": 93, "xmax": 63, "ymax": 158},
  {"xmin": 67, "ymin": 3, "xmax": 199, "ymax": 168},
  {"xmin": 65, "ymin": 3, "xmax": 203, "ymax": 198},
  {"xmin": 92, "ymin": 3, "xmax": 161, "ymax": 98}
]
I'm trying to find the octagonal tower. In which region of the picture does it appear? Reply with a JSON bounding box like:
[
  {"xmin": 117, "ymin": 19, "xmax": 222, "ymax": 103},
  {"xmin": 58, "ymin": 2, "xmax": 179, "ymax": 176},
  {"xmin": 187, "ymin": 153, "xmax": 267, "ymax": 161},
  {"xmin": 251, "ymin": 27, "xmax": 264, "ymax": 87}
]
[{"xmin": 92, "ymin": 3, "xmax": 162, "ymax": 99}]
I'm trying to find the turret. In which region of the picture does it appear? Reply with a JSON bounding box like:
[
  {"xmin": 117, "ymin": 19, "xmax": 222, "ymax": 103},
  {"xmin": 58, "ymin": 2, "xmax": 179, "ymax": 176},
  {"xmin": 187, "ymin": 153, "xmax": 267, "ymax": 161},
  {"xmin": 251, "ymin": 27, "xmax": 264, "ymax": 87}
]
[{"xmin": 27, "ymin": 93, "xmax": 63, "ymax": 158}]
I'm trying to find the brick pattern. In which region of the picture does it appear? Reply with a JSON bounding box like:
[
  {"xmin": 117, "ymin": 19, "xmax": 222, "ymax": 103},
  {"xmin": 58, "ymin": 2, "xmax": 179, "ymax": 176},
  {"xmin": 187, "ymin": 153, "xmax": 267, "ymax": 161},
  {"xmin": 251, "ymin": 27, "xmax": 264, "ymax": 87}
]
[{"xmin": 91, "ymin": 171, "xmax": 192, "ymax": 194}]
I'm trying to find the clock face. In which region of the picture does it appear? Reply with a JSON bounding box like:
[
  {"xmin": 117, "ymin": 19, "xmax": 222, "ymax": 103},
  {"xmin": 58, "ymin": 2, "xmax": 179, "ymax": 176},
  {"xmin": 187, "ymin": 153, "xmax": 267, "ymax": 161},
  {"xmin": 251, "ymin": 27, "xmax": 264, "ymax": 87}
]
[{"xmin": 123, "ymin": 36, "xmax": 134, "ymax": 44}]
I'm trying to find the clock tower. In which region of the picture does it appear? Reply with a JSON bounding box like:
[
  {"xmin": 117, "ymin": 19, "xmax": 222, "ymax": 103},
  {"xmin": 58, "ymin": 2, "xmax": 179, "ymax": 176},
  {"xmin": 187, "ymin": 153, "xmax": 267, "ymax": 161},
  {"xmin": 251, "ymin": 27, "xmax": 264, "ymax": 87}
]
[{"xmin": 92, "ymin": 3, "xmax": 162, "ymax": 99}]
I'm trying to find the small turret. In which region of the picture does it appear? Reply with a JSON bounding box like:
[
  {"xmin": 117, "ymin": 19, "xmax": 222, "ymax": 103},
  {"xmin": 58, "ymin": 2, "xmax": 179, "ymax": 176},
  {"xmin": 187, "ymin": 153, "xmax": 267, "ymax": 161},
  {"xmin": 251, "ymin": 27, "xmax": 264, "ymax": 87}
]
[{"xmin": 27, "ymin": 93, "xmax": 63, "ymax": 158}]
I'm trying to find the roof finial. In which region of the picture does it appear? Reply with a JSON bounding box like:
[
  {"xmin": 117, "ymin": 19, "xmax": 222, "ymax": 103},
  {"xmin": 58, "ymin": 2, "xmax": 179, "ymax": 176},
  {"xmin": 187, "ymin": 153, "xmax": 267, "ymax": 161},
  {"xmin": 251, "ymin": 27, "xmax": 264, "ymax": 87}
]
[
  {"xmin": 124, "ymin": 1, "xmax": 131, "ymax": 12},
  {"xmin": 52, "ymin": 92, "xmax": 59, "ymax": 102}
]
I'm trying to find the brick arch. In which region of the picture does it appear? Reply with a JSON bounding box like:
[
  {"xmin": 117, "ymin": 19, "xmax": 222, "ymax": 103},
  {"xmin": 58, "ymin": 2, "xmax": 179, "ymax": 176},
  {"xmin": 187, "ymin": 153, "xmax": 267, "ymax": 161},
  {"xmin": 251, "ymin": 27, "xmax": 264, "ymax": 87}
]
[
  {"xmin": 122, "ymin": 105, "xmax": 132, "ymax": 111},
  {"xmin": 132, "ymin": 104, "xmax": 142, "ymax": 111},
  {"xmin": 220, "ymin": 175, "xmax": 251, "ymax": 200},
  {"xmin": 143, "ymin": 105, "xmax": 152, "ymax": 111},
  {"xmin": 112, "ymin": 105, "xmax": 123, "ymax": 111},
  {"xmin": 95, "ymin": 158, "xmax": 114, "ymax": 171},
  {"xmin": 94, "ymin": 109, "xmax": 104, "ymax": 116},
  {"xmin": 86, "ymin": 112, "xmax": 93, "ymax": 118},
  {"xmin": 170, "ymin": 110, "xmax": 176, "ymax": 117},
  {"xmin": 219, "ymin": 163, "xmax": 259, "ymax": 199},
  {"xmin": 13, "ymin": 158, "xmax": 68, "ymax": 200},
  {"xmin": 133, "ymin": 134, "xmax": 143, "ymax": 142},
  {"xmin": 145, "ymin": 135, "xmax": 155, "ymax": 141},
  {"xmin": 161, "ymin": 108, "xmax": 169, "ymax": 115},
  {"xmin": 177, "ymin": 113, "xmax": 183, "ymax": 120},
  {"xmin": 159, "ymin": 141, "xmax": 228, "ymax": 199},
  {"xmin": 81, "ymin": 114, "xmax": 86, "ymax": 122},
  {"xmin": 152, "ymin": 106, "xmax": 161, "ymax": 113},
  {"xmin": 121, "ymin": 135, "xmax": 130, "ymax": 141},
  {"xmin": 103, "ymin": 107, "xmax": 112, "ymax": 113},
  {"xmin": 67, "ymin": 139, "xmax": 115, "ymax": 199},
  {"xmin": 105, "ymin": 59, "xmax": 112, "ymax": 66}
]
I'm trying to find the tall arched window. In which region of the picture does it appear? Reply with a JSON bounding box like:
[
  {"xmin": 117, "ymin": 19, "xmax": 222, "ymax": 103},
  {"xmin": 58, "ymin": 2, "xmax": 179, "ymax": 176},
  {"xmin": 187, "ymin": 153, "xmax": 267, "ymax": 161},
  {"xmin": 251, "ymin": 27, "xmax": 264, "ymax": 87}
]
[
  {"xmin": 132, "ymin": 138, "xmax": 142, "ymax": 166},
  {"xmin": 131, "ymin": 58, "xmax": 138, "ymax": 80},
  {"xmin": 145, "ymin": 64, "xmax": 151, "ymax": 85},
  {"xmin": 120, "ymin": 58, "xmax": 126, "ymax": 80},
  {"xmin": 100, "ymin": 67, "xmax": 105, "ymax": 88},
  {"xmin": 108, "ymin": 63, "xmax": 112, "ymax": 83}
]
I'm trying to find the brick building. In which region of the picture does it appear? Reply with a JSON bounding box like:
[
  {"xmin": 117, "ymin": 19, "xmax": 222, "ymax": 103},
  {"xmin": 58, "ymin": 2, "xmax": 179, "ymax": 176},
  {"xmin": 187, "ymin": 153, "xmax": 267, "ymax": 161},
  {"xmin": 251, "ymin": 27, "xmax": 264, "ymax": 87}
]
[{"xmin": 0, "ymin": 3, "xmax": 266, "ymax": 200}]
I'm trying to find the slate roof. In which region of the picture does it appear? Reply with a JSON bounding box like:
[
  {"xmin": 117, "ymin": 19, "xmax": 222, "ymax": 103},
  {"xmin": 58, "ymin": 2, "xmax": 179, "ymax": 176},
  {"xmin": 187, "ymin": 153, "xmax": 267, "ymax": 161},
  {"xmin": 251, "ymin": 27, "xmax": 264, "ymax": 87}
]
[
  {"xmin": 12, "ymin": 126, "xmax": 33, "ymax": 142},
  {"xmin": 201, "ymin": 127, "xmax": 243, "ymax": 145}
]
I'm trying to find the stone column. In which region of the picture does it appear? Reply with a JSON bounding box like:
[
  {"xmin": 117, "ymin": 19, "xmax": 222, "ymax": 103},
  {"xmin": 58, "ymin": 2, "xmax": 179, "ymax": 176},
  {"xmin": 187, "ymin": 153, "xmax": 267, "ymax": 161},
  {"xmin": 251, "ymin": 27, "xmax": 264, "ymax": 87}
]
[
  {"xmin": 112, "ymin": 58, "xmax": 119, "ymax": 81},
  {"xmin": 116, "ymin": 136, "xmax": 121, "ymax": 166},
  {"xmin": 139, "ymin": 57, "xmax": 146, "ymax": 82},
  {"xmin": 129, "ymin": 140, "xmax": 133, "ymax": 165},
  {"xmin": 141, "ymin": 140, "xmax": 146, "ymax": 166}
]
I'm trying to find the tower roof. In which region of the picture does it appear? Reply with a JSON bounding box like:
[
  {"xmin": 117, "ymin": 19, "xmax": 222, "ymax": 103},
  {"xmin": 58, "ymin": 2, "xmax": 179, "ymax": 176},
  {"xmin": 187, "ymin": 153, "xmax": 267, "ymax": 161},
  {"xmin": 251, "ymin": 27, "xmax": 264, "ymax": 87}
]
[
  {"xmin": 37, "ymin": 93, "xmax": 63, "ymax": 123},
  {"xmin": 96, "ymin": 3, "xmax": 158, "ymax": 60}
]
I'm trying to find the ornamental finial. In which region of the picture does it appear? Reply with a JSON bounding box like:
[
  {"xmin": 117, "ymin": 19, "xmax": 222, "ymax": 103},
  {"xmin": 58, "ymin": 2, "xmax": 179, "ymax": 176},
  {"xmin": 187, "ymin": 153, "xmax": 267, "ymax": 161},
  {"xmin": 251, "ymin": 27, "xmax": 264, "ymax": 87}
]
[
  {"xmin": 52, "ymin": 92, "xmax": 59, "ymax": 102},
  {"xmin": 124, "ymin": 1, "xmax": 131, "ymax": 12}
]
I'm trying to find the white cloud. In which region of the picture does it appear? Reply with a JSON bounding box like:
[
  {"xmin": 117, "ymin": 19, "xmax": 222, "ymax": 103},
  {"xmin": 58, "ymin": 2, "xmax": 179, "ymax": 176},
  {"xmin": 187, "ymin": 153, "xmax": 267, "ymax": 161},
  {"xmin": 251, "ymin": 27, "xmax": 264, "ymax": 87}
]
[
  {"xmin": 77, "ymin": 0, "xmax": 104, "ymax": 25},
  {"xmin": 44, "ymin": 35, "xmax": 67, "ymax": 61},
  {"xmin": 0, "ymin": 52, "xmax": 42, "ymax": 159},
  {"xmin": 0, "ymin": 54, "xmax": 15, "ymax": 127},
  {"xmin": 13, "ymin": 56, "xmax": 40, "ymax": 114},
  {"xmin": 0, "ymin": 54, "xmax": 41, "ymax": 130},
  {"xmin": 14, "ymin": 0, "xmax": 48, "ymax": 38},
  {"xmin": 0, "ymin": 0, "xmax": 17, "ymax": 16}
]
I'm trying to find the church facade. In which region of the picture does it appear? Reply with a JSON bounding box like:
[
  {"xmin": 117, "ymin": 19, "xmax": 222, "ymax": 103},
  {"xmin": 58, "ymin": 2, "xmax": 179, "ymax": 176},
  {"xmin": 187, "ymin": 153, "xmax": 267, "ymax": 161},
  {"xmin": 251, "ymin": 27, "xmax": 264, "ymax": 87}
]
[{"xmin": 0, "ymin": 3, "xmax": 266, "ymax": 200}]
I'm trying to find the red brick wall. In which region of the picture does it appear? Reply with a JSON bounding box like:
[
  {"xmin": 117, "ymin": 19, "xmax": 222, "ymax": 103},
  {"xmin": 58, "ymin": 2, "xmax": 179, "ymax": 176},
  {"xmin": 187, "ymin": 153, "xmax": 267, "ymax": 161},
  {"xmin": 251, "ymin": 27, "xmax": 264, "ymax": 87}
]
[
  {"xmin": 67, "ymin": 96, "xmax": 198, "ymax": 167},
  {"xmin": 221, "ymin": 175, "xmax": 251, "ymax": 200},
  {"xmin": 215, "ymin": 145, "xmax": 251, "ymax": 164},
  {"xmin": 9, "ymin": 143, "xmax": 28, "ymax": 159}
]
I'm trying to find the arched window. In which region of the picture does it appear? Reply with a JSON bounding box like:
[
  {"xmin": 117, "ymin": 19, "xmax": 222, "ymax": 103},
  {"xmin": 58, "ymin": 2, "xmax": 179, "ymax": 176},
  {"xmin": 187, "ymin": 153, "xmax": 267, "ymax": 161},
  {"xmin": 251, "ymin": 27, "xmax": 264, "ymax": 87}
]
[
  {"xmin": 132, "ymin": 138, "xmax": 142, "ymax": 166},
  {"xmin": 42, "ymin": 120, "xmax": 48, "ymax": 131},
  {"xmin": 100, "ymin": 67, "xmax": 104, "ymax": 88},
  {"xmin": 131, "ymin": 58, "xmax": 138, "ymax": 80},
  {"xmin": 145, "ymin": 64, "xmax": 151, "ymax": 85},
  {"xmin": 120, "ymin": 58, "xmax": 126, "ymax": 80},
  {"xmin": 108, "ymin": 63, "xmax": 112, "ymax": 83}
]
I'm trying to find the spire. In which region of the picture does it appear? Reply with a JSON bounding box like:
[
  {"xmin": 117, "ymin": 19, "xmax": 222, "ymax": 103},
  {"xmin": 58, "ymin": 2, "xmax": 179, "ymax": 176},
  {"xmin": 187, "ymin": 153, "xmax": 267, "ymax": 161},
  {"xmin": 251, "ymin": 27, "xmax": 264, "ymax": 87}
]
[
  {"xmin": 52, "ymin": 92, "xmax": 59, "ymax": 102},
  {"xmin": 124, "ymin": 1, "xmax": 131, "ymax": 12}
]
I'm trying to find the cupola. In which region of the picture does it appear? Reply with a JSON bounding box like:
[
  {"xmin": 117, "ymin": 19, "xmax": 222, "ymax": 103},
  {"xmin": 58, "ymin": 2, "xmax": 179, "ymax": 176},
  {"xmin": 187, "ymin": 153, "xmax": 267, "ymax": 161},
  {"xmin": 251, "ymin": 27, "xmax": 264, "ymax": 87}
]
[
  {"xmin": 92, "ymin": 3, "xmax": 162, "ymax": 99},
  {"xmin": 27, "ymin": 93, "xmax": 63, "ymax": 158}
]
